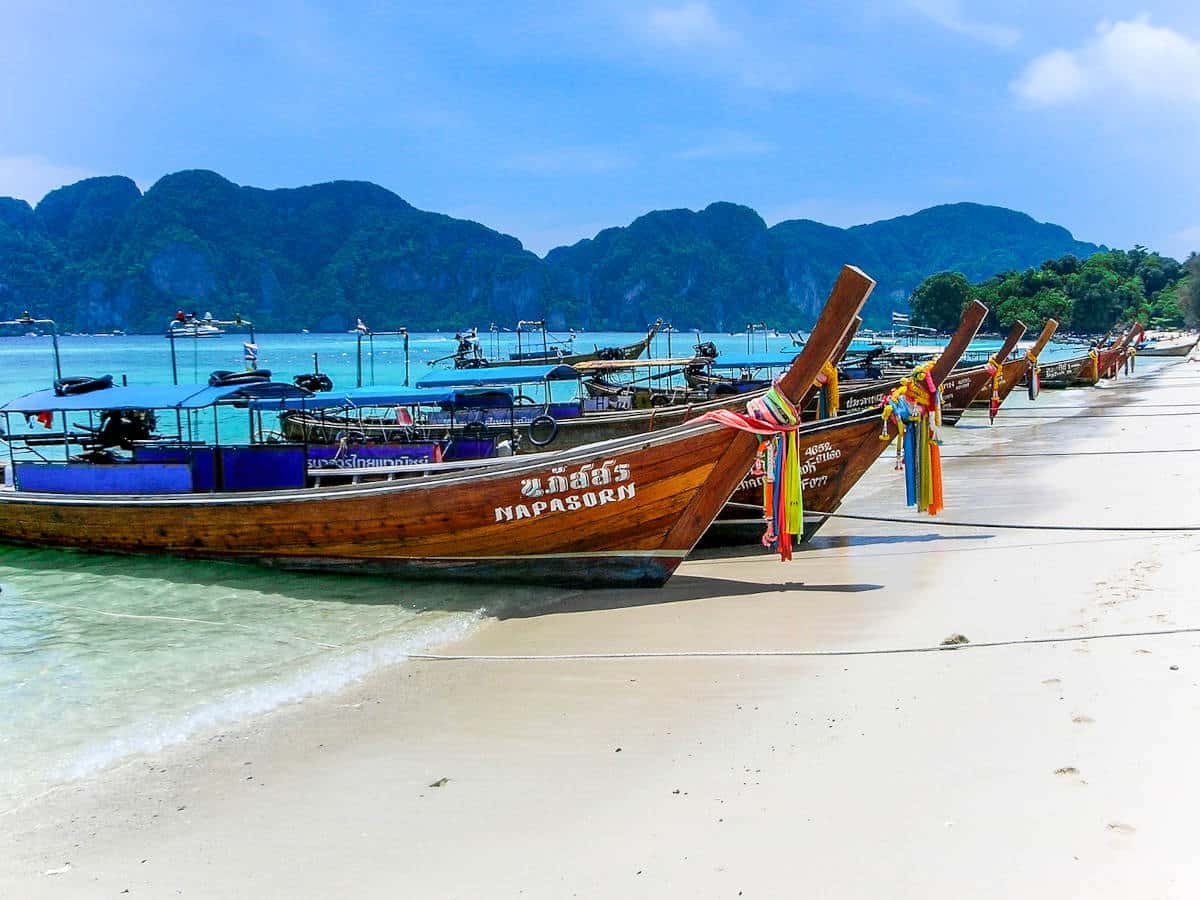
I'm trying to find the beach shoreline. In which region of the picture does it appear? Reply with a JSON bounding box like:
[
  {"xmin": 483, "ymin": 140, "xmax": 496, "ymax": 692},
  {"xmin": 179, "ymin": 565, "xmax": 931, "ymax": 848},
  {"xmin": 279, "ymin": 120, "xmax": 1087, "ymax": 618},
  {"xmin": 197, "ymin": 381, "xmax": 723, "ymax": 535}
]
[{"xmin": 3, "ymin": 359, "xmax": 1198, "ymax": 898}]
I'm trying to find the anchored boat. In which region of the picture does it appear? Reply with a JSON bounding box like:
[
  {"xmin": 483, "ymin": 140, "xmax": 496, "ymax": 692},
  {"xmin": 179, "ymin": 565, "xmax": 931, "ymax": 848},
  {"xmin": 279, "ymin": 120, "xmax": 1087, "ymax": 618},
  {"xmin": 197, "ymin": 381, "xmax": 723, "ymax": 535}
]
[
  {"xmin": 451, "ymin": 320, "xmax": 662, "ymax": 369},
  {"xmin": 0, "ymin": 268, "xmax": 873, "ymax": 587},
  {"xmin": 1135, "ymin": 332, "xmax": 1198, "ymax": 357}
]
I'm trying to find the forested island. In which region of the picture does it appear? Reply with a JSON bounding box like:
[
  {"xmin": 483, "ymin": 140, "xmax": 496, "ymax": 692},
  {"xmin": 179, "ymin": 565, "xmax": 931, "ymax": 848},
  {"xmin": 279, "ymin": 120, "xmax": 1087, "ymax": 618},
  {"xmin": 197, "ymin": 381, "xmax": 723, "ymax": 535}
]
[
  {"xmin": 910, "ymin": 248, "xmax": 1198, "ymax": 333},
  {"xmin": 1, "ymin": 168, "xmax": 1189, "ymax": 334}
]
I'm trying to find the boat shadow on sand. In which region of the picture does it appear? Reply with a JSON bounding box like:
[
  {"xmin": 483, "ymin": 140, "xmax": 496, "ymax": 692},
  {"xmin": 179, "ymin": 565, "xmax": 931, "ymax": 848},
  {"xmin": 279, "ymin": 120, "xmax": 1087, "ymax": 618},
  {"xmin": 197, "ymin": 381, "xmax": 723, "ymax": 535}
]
[{"xmin": 484, "ymin": 574, "xmax": 885, "ymax": 619}]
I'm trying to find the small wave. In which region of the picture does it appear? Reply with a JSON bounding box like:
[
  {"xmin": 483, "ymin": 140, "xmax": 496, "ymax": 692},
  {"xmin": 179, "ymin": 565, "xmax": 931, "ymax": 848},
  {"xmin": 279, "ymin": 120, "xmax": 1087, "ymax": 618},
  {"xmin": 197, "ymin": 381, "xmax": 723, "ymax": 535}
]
[{"xmin": 0, "ymin": 611, "xmax": 482, "ymax": 814}]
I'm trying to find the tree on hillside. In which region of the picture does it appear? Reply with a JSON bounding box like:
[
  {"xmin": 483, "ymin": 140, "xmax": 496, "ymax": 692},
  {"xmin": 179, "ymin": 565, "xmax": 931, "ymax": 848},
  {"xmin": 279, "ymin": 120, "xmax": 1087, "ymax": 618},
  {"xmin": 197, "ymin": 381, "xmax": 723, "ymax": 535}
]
[
  {"xmin": 909, "ymin": 247, "xmax": 1186, "ymax": 334},
  {"xmin": 995, "ymin": 287, "xmax": 1073, "ymax": 329},
  {"xmin": 1181, "ymin": 253, "xmax": 1200, "ymax": 327},
  {"xmin": 909, "ymin": 271, "xmax": 971, "ymax": 330}
]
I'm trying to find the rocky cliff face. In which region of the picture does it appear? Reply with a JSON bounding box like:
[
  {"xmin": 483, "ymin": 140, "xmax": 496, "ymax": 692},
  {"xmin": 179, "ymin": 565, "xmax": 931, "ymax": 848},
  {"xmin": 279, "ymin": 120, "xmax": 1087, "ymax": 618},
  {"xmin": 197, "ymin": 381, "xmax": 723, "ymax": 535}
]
[{"xmin": 0, "ymin": 171, "xmax": 1102, "ymax": 332}]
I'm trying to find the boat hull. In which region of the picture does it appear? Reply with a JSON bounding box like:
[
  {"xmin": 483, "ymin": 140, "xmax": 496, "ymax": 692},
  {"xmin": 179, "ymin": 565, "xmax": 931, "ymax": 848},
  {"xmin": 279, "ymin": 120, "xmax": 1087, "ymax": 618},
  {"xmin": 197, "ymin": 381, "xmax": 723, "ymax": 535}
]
[
  {"xmin": 1038, "ymin": 353, "xmax": 1097, "ymax": 388},
  {"xmin": 0, "ymin": 424, "xmax": 746, "ymax": 587}
]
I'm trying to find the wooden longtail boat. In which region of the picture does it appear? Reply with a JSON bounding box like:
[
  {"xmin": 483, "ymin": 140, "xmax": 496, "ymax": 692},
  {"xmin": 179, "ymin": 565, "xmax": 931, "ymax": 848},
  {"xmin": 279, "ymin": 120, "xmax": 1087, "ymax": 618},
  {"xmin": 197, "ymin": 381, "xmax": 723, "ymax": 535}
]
[
  {"xmin": 1136, "ymin": 333, "xmax": 1199, "ymax": 357},
  {"xmin": 705, "ymin": 299, "xmax": 989, "ymax": 546},
  {"xmin": 975, "ymin": 319, "xmax": 1060, "ymax": 405},
  {"xmin": 1039, "ymin": 323, "xmax": 1135, "ymax": 388},
  {"xmin": 1105, "ymin": 323, "xmax": 1143, "ymax": 376},
  {"xmin": 820, "ymin": 321, "xmax": 1024, "ymax": 425},
  {"xmin": 456, "ymin": 320, "xmax": 662, "ymax": 368},
  {"xmin": 0, "ymin": 270, "xmax": 872, "ymax": 587}
]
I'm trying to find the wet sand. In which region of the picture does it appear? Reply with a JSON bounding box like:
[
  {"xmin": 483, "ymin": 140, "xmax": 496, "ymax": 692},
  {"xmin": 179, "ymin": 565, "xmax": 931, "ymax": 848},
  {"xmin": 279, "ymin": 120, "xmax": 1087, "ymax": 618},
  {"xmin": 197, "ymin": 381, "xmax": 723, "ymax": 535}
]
[{"xmin": 3, "ymin": 358, "xmax": 1199, "ymax": 898}]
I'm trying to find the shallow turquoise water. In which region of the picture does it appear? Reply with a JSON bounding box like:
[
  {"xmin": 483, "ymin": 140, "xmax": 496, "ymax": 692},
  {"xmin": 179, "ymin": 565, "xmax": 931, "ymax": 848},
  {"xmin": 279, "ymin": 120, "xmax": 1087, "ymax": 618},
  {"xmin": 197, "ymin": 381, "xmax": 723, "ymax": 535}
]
[{"xmin": 0, "ymin": 326, "xmax": 1077, "ymax": 810}]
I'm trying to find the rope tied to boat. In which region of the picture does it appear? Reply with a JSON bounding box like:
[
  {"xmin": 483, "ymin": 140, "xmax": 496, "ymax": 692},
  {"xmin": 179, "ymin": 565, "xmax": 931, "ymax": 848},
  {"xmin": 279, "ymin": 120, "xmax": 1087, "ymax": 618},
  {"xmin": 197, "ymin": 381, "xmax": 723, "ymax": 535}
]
[
  {"xmin": 985, "ymin": 354, "xmax": 1001, "ymax": 423},
  {"xmin": 1025, "ymin": 349, "xmax": 1040, "ymax": 400},
  {"xmin": 879, "ymin": 360, "xmax": 944, "ymax": 516},
  {"xmin": 691, "ymin": 383, "xmax": 804, "ymax": 561},
  {"xmin": 815, "ymin": 359, "xmax": 839, "ymax": 418}
]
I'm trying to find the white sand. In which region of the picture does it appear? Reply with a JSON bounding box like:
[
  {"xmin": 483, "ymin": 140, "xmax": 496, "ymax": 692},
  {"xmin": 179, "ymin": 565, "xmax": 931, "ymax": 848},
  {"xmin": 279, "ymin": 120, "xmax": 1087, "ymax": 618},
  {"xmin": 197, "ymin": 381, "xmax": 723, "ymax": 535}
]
[{"xmin": 3, "ymin": 358, "xmax": 1199, "ymax": 898}]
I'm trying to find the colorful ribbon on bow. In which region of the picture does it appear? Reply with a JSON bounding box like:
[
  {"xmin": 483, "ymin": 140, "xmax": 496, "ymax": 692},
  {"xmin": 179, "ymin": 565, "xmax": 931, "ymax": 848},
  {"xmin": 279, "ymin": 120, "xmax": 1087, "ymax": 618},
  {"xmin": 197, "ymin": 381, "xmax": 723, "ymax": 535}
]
[
  {"xmin": 693, "ymin": 383, "xmax": 804, "ymax": 560},
  {"xmin": 1088, "ymin": 348, "xmax": 1099, "ymax": 383},
  {"xmin": 985, "ymin": 354, "xmax": 1001, "ymax": 423},
  {"xmin": 879, "ymin": 360, "xmax": 943, "ymax": 516},
  {"xmin": 814, "ymin": 359, "xmax": 840, "ymax": 419}
]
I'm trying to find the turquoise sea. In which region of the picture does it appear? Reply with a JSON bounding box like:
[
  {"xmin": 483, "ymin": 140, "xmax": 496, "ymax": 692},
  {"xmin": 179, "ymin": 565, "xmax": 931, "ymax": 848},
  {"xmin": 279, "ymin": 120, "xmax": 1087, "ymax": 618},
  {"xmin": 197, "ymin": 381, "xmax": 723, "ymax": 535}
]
[{"xmin": 0, "ymin": 327, "xmax": 1080, "ymax": 812}]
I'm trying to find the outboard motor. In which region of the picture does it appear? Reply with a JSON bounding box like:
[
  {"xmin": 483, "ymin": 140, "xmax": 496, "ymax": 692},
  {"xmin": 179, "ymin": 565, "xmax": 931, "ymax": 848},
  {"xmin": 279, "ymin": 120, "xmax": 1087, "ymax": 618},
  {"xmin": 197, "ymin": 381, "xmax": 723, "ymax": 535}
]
[{"xmin": 293, "ymin": 372, "xmax": 334, "ymax": 392}]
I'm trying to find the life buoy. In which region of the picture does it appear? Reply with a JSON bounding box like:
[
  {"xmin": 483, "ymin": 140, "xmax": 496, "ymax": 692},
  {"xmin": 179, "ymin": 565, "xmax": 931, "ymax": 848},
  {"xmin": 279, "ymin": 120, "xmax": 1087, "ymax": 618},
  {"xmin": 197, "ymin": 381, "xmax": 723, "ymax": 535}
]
[
  {"xmin": 54, "ymin": 374, "xmax": 114, "ymax": 397},
  {"xmin": 527, "ymin": 414, "xmax": 558, "ymax": 446},
  {"xmin": 209, "ymin": 369, "xmax": 272, "ymax": 387}
]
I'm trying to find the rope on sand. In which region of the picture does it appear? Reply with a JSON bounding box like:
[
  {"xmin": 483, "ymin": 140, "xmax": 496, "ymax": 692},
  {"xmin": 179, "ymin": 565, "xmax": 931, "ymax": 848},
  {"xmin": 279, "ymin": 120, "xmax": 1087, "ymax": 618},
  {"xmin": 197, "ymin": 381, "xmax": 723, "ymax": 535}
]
[
  {"xmin": 804, "ymin": 511, "xmax": 1200, "ymax": 533},
  {"xmin": 407, "ymin": 625, "xmax": 1200, "ymax": 661},
  {"xmin": 982, "ymin": 411, "xmax": 1200, "ymax": 420},
  {"xmin": 938, "ymin": 447, "xmax": 1200, "ymax": 459}
]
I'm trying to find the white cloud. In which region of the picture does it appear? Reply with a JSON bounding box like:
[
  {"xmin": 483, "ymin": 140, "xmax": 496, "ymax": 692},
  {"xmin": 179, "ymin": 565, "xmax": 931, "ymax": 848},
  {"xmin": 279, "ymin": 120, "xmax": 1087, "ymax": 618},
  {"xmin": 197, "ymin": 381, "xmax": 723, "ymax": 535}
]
[
  {"xmin": 625, "ymin": 3, "xmax": 801, "ymax": 92},
  {"xmin": 642, "ymin": 3, "xmax": 736, "ymax": 48},
  {"xmin": 0, "ymin": 156, "xmax": 97, "ymax": 204},
  {"xmin": 907, "ymin": 0, "xmax": 1020, "ymax": 48},
  {"xmin": 674, "ymin": 131, "xmax": 776, "ymax": 160},
  {"xmin": 1012, "ymin": 17, "xmax": 1200, "ymax": 107},
  {"xmin": 501, "ymin": 147, "xmax": 631, "ymax": 176}
]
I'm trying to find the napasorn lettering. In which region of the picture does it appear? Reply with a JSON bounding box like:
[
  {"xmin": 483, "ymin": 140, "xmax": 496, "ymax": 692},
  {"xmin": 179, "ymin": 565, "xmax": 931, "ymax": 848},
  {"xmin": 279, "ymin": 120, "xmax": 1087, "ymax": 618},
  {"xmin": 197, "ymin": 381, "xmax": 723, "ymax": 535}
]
[{"xmin": 495, "ymin": 483, "xmax": 637, "ymax": 522}]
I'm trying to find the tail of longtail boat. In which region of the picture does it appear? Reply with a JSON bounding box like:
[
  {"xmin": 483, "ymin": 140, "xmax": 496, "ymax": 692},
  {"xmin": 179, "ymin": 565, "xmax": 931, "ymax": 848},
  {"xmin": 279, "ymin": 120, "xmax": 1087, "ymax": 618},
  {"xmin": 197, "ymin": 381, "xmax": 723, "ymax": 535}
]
[
  {"xmin": 678, "ymin": 265, "xmax": 875, "ymax": 559},
  {"xmin": 879, "ymin": 300, "xmax": 987, "ymax": 515}
]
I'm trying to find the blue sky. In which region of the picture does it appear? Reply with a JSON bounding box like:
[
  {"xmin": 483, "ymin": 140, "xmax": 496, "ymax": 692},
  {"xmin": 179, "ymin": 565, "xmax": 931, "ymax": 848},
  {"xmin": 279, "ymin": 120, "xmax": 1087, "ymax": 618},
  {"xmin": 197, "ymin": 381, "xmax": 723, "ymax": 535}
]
[{"xmin": 3, "ymin": 1, "xmax": 1198, "ymax": 258}]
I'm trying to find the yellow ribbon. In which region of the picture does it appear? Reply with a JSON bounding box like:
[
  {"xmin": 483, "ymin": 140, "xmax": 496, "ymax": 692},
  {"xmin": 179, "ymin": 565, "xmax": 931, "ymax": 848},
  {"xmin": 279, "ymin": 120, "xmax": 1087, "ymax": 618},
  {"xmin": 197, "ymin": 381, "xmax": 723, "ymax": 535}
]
[{"xmin": 814, "ymin": 359, "xmax": 840, "ymax": 417}]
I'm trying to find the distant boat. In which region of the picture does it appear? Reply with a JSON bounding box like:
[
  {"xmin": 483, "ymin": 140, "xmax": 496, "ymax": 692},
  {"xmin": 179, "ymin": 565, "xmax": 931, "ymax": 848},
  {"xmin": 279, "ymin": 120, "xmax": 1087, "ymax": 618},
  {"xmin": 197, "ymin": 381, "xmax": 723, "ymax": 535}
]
[
  {"xmin": 166, "ymin": 321, "xmax": 224, "ymax": 339},
  {"xmin": 1137, "ymin": 332, "xmax": 1199, "ymax": 357},
  {"xmin": 300, "ymin": 328, "xmax": 310, "ymax": 334}
]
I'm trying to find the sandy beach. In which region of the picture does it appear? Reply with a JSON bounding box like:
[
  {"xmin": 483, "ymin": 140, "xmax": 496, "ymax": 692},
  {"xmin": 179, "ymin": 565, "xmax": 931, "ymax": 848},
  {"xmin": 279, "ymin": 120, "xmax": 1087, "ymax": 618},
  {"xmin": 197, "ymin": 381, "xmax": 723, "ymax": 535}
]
[{"xmin": 3, "ymin": 357, "xmax": 1198, "ymax": 898}]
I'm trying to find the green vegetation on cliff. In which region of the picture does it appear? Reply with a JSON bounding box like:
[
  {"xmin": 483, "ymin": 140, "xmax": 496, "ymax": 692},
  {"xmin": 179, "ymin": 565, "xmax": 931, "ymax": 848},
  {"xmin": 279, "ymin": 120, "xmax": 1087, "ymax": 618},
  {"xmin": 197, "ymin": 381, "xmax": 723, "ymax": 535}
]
[
  {"xmin": 910, "ymin": 247, "xmax": 1190, "ymax": 333},
  {"xmin": 0, "ymin": 170, "xmax": 1113, "ymax": 332}
]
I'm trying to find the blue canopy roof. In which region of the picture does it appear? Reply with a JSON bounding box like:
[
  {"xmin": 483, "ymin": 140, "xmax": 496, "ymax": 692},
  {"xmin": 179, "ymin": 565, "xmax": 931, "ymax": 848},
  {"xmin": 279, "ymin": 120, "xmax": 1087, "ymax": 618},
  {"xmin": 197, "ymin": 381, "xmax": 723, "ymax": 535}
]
[
  {"xmin": 416, "ymin": 364, "xmax": 578, "ymax": 388},
  {"xmin": 704, "ymin": 351, "xmax": 801, "ymax": 371},
  {"xmin": 247, "ymin": 385, "xmax": 514, "ymax": 411},
  {"xmin": 0, "ymin": 383, "xmax": 258, "ymax": 414}
]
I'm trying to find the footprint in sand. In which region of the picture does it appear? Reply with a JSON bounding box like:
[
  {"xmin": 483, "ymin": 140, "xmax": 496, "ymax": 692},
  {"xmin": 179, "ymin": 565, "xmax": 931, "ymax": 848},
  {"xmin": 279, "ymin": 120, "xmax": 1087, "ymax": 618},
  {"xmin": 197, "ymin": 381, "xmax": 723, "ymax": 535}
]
[
  {"xmin": 1042, "ymin": 678, "xmax": 1062, "ymax": 686},
  {"xmin": 1107, "ymin": 822, "xmax": 1136, "ymax": 835},
  {"xmin": 1072, "ymin": 714, "xmax": 1095, "ymax": 725},
  {"xmin": 1055, "ymin": 767, "xmax": 1080, "ymax": 776},
  {"xmin": 1135, "ymin": 649, "xmax": 1152, "ymax": 655}
]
